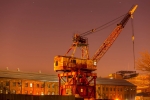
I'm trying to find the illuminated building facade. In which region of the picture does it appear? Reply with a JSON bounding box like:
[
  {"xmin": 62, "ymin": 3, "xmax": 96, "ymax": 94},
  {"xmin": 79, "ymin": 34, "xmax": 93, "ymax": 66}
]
[
  {"xmin": 126, "ymin": 73, "xmax": 150, "ymax": 93},
  {"xmin": 0, "ymin": 70, "xmax": 136, "ymax": 100},
  {"xmin": 126, "ymin": 73, "xmax": 150, "ymax": 100},
  {"xmin": 108, "ymin": 72, "xmax": 150, "ymax": 100},
  {"xmin": 0, "ymin": 70, "xmax": 58, "ymax": 95},
  {"xmin": 96, "ymin": 78, "xmax": 136, "ymax": 100}
]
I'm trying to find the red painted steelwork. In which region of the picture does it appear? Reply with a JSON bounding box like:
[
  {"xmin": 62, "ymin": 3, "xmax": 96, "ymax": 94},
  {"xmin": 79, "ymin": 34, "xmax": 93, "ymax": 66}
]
[{"xmin": 58, "ymin": 71, "xmax": 97, "ymax": 99}]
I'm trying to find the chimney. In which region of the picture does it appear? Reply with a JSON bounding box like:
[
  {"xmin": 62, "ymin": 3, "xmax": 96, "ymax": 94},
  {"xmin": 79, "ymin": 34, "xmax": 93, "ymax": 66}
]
[
  {"xmin": 17, "ymin": 68, "xmax": 20, "ymax": 71},
  {"xmin": 6, "ymin": 67, "xmax": 9, "ymax": 70}
]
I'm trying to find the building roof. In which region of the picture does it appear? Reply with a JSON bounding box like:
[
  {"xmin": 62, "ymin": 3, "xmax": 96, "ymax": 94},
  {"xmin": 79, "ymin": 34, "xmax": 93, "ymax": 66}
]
[
  {"xmin": 0, "ymin": 70, "xmax": 136, "ymax": 86},
  {"xmin": 0, "ymin": 70, "xmax": 58, "ymax": 82},
  {"xmin": 96, "ymin": 78, "xmax": 136, "ymax": 86}
]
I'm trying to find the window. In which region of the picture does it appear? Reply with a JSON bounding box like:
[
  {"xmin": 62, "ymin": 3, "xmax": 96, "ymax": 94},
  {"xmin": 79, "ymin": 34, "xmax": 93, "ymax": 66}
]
[
  {"xmin": 52, "ymin": 91, "xmax": 55, "ymax": 95},
  {"xmin": 41, "ymin": 83, "xmax": 44, "ymax": 88},
  {"xmin": 52, "ymin": 83, "xmax": 55, "ymax": 88},
  {"xmin": 106, "ymin": 87, "xmax": 108, "ymax": 91},
  {"xmin": 80, "ymin": 88, "xmax": 83, "ymax": 92},
  {"xmin": 0, "ymin": 90, "xmax": 2, "ymax": 93},
  {"xmin": 12, "ymin": 90, "xmax": 16, "ymax": 94},
  {"xmin": 18, "ymin": 82, "xmax": 22, "ymax": 87},
  {"xmin": 55, "ymin": 61, "xmax": 58, "ymax": 66},
  {"xmin": 25, "ymin": 83, "xmax": 28, "ymax": 87},
  {"xmin": 127, "ymin": 88, "xmax": 129, "ymax": 91},
  {"xmin": 25, "ymin": 91, "xmax": 28, "ymax": 94},
  {"xmin": 0, "ymin": 82, "xmax": 3, "ymax": 87},
  {"xmin": 30, "ymin": 91, "xmax": 32, "ymax": 94},
  {"xmin": 47, "ymin": 91, "xmax": 50, "ymax": 95},
  {"xmin": 120, "ymin": 88, "xmax": 122, "ymax": 91},
  {"xmin": 47, "ymin": 84, "xmax": 50, "ymax": 88},
  {"xmin": 105, "ymin": 94, "xmax": 108, "ymax": 99},
  {"xmin": 125, "ymin": 94, "xmax": 127, "ymax": 98},
  {"xmin": 6, "ymin": 90, "xmax": 8, "ymax": 94},
  {"xmin": 13, "ymin": 82, "xmax": 16, "ymax": 87},
  {"xmin": 18, "ymin": 91, "xmax": 21, "ymax": 94},
  {"xmin": 88, "ymin": 89, "xmax": 91, "ymax": 93},
  {"xmin": 30, "ymin": 83, "xmax": 33, "ymax": 87},
  {"xmin": 110, "ymin": 96, "xmax": 112, "ymax": 99},
  {"xmin": 131, "ymin": 94, "xmax": 132, "ymax": 98},
  {"xmin": 103, "ymin": 87, "xmax": 105, "ymax": 91},
  {"xmin": 6, "ymin": 81, "xmax": 10, "ymax": 86},
  {"xmin": 41, "ymin": 92, "xmax": 44, "ymax": 95},
  {"xmin": 114, "ymin": 88, "xmax": 116, "ymax": 91},
  {"xmin": 94, "ymin": 61, "xmax": 97, "ymax": 65},
  {"xmin": 71, "ymin": 59, "xmax": 76, "ymax": 64},
  {"xmin": 120, "ymin": 94, "xmax": 122, "ymax": 99},
  {"xmin": 37, "ymin": 84, "xmax": 39, "ymax": 88},
  {"xmin": 110, "ymin": 88, "xmax": 112, "ymax": 91}
]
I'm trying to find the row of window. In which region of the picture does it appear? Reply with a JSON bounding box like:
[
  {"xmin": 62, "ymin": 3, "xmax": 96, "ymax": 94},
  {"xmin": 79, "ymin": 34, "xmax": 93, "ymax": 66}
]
[
  {"xmin": 0, "ymin": 81, "xmax": 55, "ymax": 88},
  {"xmin": 97, "ymin": 93, "xmax": 123, "ymax": 99},
  {"xmin": 124, "ymin": 88, "xmax": 136, "ymax": 91},
  {"xmin": 24, "ymin": 83, "xmax": 55, "ymax": 88},
  {"xmin": 55, "ymin": 59, "xmax": 77, "ymax": 66},
  {"xmin": 98, "ymin": 87, "xmax": 123, "ymax": 92},
  {"xmin": 98, "ymin": 87, "xmax": 136, "ymax": 92},
  {"xmin": 124, "ymin": 94, "xmax": 135, "ymax": 99},
  {"xmin": 97, "ymin": 93, "xmax": 135, "ymax": 99},
  {"xmin": 0, "ymin": 89, "xmax": 56, "ymax": 95}
]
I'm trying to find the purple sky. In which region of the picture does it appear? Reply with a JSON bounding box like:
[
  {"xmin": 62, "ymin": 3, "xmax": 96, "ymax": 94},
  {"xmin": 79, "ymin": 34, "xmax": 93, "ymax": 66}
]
[{"xmin": 0, "ymin": 0, "xmax": 150, "ymax": 77}]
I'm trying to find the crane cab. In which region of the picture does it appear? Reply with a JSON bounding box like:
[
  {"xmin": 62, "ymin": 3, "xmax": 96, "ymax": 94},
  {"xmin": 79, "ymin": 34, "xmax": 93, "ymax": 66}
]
[{"xmin": 54, "ymin": 55, "xmax": 97, "ymax": 72}]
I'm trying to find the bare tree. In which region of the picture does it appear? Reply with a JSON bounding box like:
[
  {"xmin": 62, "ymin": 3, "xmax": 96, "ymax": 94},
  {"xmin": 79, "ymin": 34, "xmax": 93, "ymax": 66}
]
[{"xmin": 136, "ymin": 51, "xmax": 150, "ymax": 72}]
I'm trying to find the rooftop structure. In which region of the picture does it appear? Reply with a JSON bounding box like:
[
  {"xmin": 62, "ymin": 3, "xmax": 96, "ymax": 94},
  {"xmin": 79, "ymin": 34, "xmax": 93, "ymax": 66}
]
[{"xmin": 96, "ymin": 78, "xmax": 136, "ymax": 86}]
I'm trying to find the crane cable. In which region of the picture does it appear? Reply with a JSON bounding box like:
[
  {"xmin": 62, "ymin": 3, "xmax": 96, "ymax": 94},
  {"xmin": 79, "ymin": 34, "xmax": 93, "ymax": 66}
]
[
  {"xmin": 131, "ymin": 18, "xmax": 136, "ymax": 69},
  {"xmin": 80, "ymin": 14, "xmax": 127, "ymax": 37}
]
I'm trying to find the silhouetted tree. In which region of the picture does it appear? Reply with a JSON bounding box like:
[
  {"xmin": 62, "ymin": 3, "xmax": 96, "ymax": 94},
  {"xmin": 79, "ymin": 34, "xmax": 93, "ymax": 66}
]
[
  {"xmin": 136, "ymin": 51, "xmax": 150, "ymax": 90},
  {"xmin": 136, "ymin": 51, "xmax": 150, "ymax": 72}
]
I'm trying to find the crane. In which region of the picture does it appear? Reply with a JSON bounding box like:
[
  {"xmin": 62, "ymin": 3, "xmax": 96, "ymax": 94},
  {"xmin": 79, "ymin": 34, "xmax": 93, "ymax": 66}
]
[{"xmin": 54, "ymin": 5, "xmax": 138, "ymax": 99}]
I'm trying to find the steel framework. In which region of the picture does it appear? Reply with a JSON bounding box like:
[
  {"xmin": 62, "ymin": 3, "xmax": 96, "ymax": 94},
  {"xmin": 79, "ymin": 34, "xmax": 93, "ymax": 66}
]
[{"xmin": 54, "ymin": 5, "xmax": 138, "ymax": 99}]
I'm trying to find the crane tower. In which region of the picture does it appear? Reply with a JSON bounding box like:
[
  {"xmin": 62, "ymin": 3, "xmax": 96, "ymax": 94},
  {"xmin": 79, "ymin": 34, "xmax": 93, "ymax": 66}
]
[{"xmin": 54, "ymin": 5, "xmax": 138, "ymax": 99}]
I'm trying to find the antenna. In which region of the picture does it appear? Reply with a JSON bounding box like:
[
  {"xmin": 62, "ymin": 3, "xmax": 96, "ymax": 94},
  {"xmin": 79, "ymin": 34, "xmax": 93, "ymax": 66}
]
[
  {"xmin": 39, "ymin": 70, "xmax": 41, "ymax": 73},
  {"xmin": 17, "ymin": 68, "xmax": 20, "ymax": 71},
  {"xmin": 6, "ymin": 67, "xmax": 9, "ymax": 70}
]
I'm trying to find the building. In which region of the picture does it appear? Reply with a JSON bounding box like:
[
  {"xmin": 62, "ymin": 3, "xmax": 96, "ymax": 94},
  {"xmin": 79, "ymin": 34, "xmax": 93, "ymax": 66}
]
[
  {"xmin": 0, "ymin": 70, "xmax": 136, "ymax": 100},
  {"xmin": 126, "ymin": 73, "xmax": 150, "ymax": 93},
  {"xmin": 96, "ymin": 78, "xmax": 136, "ymax": 100},
  {"xmin": 108, "ymin": 72, "xmax": 150, "ymax": 100},
  {"xmin": 136, "ymin": 92, "xmax": 150, "ymax": 100},
  {"xmin": 0, "ymin": 70, "xmax": 58, "ymax": 95},
  {"xmin": 126, "ymin": 73, "xmax": 150, "ymax": 100}
]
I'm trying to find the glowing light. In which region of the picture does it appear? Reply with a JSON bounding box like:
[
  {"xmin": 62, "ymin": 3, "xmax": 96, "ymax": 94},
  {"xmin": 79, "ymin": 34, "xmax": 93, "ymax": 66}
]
[
  {"xmin": 94, "ymin": 61, "xmax": 97, "ymax": 65},
  {"xmin": 41, "ymin": 92, "xmax": 44, "ymax": 95}
]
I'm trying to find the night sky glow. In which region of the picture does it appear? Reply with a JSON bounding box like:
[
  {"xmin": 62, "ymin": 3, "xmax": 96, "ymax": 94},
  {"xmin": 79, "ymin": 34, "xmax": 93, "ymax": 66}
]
[{"xmin": 0, "ymin": 0, "xmax": 150, "ymax": 77}]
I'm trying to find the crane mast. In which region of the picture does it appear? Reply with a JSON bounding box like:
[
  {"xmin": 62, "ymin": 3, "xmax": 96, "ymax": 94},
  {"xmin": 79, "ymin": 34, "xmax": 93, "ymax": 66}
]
[
  {"xmin": 54, "ymin": 5, "xmax": 138, "ymax": 99},
  {"xmin": 92, "ymin": 5, "xmax": 138, "ymax": 62}
]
